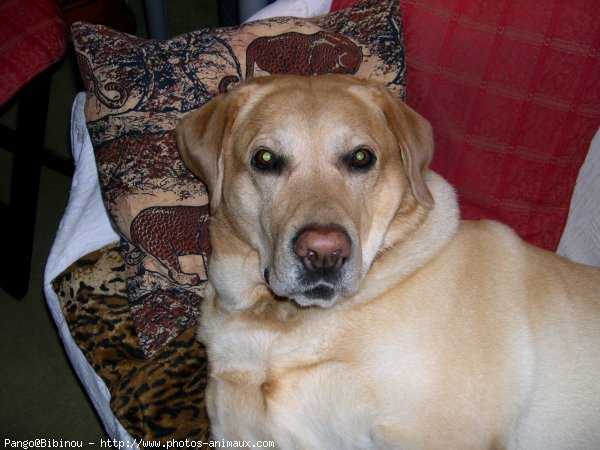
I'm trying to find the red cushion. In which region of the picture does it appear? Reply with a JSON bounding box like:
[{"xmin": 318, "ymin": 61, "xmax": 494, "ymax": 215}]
[
  {"xmin": 332, "ymin": 0, "xmax": 600, "ymax": 250},
  {"xmin": 0, "ymin": 0, "xmax": 66, "ymax": 106}
]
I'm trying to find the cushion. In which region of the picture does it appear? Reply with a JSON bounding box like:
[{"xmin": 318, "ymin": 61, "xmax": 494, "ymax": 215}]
[
  {"xmin": 333, "ymin": 0, "xmax": 600, "ymax": 251},
  {"xmin": 0, "ymin": 0, "xmax": 66, "ymax": 105},
  {"xmin": 51, "ymin": 243, "xmax": 209, "ymax": 442},
  {"xmin": 72, "ymin": 0, "xmax": 407, "ymax": 356}
]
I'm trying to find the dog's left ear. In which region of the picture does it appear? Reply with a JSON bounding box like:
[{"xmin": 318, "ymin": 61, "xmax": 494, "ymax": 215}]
[
  {"xmin": 176, "ymin": 92, "xmax": 237, "ymax": 213},
  {"xmin": 375, "ymin": 87, "xmax": 434, "ymax": 210}
]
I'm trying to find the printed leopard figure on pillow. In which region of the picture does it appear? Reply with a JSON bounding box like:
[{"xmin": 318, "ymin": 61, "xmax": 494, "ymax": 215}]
[
  {"xmin": 245, "ymin": 31, "xmax": 363, "ymax": 78},
  {"xmin": 130, "ymin": 205, "xmax": 210, "ymax": 286}
]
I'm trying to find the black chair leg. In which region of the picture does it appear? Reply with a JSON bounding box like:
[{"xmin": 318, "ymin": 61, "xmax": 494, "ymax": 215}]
[{"xmin": 0, "ymin": 71, "xmax": 52, "ymax": 299}]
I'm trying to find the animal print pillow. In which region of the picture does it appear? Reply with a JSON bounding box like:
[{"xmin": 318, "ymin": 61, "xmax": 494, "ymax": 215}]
[{"xmin": 72, "ymin": 0, "xmax": 407, "ymax": 357}]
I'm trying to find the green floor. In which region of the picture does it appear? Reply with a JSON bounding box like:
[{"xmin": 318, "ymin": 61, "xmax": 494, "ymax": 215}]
[{"xmin": 0, "ymin": 0, "xmax": 218, "ymax": 439}]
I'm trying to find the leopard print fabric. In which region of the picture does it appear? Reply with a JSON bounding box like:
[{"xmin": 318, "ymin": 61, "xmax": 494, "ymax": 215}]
[{"xmin": 51, "ymin": 242, "xmax": 209, "ymax": 442}]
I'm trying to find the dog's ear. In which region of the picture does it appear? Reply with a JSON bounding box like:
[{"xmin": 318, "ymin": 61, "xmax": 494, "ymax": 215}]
[
  {"xmin": 176, "ymin": 94, "xmax": 233, "ymax": 213},
  {"xmin": 376, "ymin": 87, "xmax": 434, "ymax": 209}
]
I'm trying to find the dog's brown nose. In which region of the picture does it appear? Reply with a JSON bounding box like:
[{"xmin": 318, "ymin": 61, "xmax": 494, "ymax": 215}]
[{"xmin": 294, "ymin": 225, "xmax": 351, "ymax": 274}]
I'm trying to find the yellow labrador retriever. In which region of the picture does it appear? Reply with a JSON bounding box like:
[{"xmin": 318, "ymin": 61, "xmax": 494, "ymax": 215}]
[{"xmin": 176, "ymin": 75, "xmax": 600, "ymax": 449}]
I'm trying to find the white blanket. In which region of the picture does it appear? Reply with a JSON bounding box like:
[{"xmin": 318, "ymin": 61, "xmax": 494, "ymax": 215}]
[
  {"xmin": 43, "ymin": 92, "xmax": 131, "ymax": 443},
  {"xmin": 557, "ymin": 127, "xmax": 600, "ymax": 266}
]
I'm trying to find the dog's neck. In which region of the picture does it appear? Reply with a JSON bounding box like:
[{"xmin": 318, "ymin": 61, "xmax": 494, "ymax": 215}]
[{"xmin": 350, "ymin": 171, "xmax": 460, "ymax": 306}]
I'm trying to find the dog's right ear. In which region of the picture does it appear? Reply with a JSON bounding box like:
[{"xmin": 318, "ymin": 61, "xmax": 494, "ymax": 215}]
[
  {"xmin": 176, "ymin": 94, "xmax": 233, "ymax": 213},
  {"xmin": 368, "ymin": 84, "xmax": 435, "ymax": 210}
]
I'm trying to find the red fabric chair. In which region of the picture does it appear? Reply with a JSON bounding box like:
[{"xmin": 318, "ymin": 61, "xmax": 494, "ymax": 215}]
[
  {"xmin": 332, "ymin": 0, "xmax": 600, "ymax": 252},
  {"xmin": 0, "ymin": 0, "xmax": 67, "ymax": 299}
]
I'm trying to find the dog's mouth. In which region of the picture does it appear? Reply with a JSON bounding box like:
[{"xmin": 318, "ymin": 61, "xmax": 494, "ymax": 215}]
[
  {"xmin": 264, "ymin": 268, "xmax": 343, "ymax": 307},
  {"xmin": 301, "ymin": 284, "xmax": 336, "ymax": 301}
]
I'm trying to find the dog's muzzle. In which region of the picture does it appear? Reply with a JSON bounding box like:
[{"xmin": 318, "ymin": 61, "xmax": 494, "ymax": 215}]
[
  {"xmin": 264, "ymin": 223, "xmax": 358, "ymax": 307},
  {"xmin": 289, "ymin": 224, "xmax": 353, "ymax": 303}
]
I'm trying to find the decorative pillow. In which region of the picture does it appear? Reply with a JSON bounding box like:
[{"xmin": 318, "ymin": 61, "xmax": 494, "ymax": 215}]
[
  {"xmin": 333, "ymin": 0, "xmax": 600, "ymax": 251},
  {"xmin": 72, "ymin": 0, "xmax": 407, "ymax": 357},
  {"xmin": 51, "ymin": 243, "xmax": 209, "ymax": 442}
]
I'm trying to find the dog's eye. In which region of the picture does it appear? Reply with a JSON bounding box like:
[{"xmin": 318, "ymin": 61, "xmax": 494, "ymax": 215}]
[
  {"xmin": 348, "ymin": 147, "xmax": 376, "ymax": 171},
  {"xmin": 252, "ymin": 147, "xmax": 281, "ymax": 173}
]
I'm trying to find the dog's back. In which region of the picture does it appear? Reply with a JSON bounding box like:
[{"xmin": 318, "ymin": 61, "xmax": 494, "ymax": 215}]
[{"xmin": 341, "ymin": 220, "xmax": 600, "ymax": 448}]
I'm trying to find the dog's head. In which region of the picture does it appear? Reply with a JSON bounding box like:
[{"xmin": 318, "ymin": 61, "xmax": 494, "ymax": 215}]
[{"xmin": 176, "ymin": 75, "xmax": 434, "ymax": 308}]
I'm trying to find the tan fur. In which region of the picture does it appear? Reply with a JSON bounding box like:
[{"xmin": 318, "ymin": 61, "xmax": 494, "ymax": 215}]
[{"xmin": 176, "ymin": 75, "xmax": 600, "ymax": 449}]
